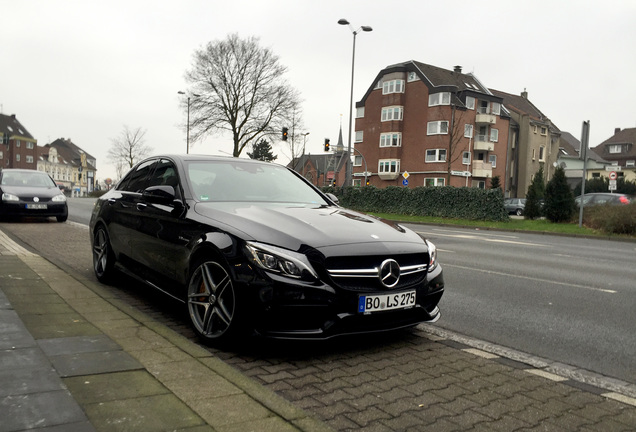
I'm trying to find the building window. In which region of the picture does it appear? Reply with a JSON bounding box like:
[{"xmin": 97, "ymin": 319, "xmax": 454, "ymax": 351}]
[
  {"xmin": 464, "ymin": 124, "xmax": 473, "ymax": 138},
  {"xmin": 425, "ymin": 149, "xmax": 447, "ymax": 162},
  {"xmin": 427, "ymin": 121, "xmax": 449, "ymax": 135},
  {"xmin": 0, "ymin": 151, "xmax": 3, "ymax": 159},
  {"xmin": 477, "ymin": 180, "xmax": 486, "ymax": 189},
  {"xmin": 533, "ymin": 125, "xmax": 538, "ymax": 133},
  {"xmin": 381, "ymin": 106, "xmax": 403, "ymax": 121},
  {"xmin": 356, "ymin": 107, "xmax": 365, "ymax": 118},
  {"xmin": 462, "ymin": 151, "xmax": 471, "ymax": 165},
  {"xmin": 489, "ymin": 155, "xmax": 497, "ymax": 168},
  {"xmin": 26, "ymin": 155, "xmax": 34, "ymax": 163},
  {"xmin": 540, "ymin": 127, "xmax": 547, "ymax": 135},
  {"xmin": 355, "ymin": 131, "xmax": 363, "ymax": 142},
  {"xmin": 26, "ymin": 142, "xmax": 34, "ymax": 149},
  {"xmin": 382, "ymin": 79, "xmax": 405, "ymax": 94},
  {"xmin": 354, "ymin": 155, "xmax": 362, "ymax": 166},
  {"xmin": 608, "ymin": 144, "xmax": 622, "ymax": 154},
  {"xmin": 532, "ymin": 149, "xmax": 536, "ymax": 160},
  {"xmin": 353, "ymin": 179, "xmax": 362, "ymax": 187},
  {"xmin": 490, "ymin": 128, "xmax": 499, "ymax": 142},
  {"xmin": 380, "ymin": 133, "xmax": 402, "ymax": 147},
  {"xmin": 491, "ymin": 102, "xmax": 501, "ymax": 115},
  {"xmin": 592, "ymin": 172, "xmax": 600, "ymax": 178},
  {"xmin": 16, "ymin": 154, "xmax": 21, "ymax": 162},
  {"xmin": 465, "ymin": 96, "xmax": 475, "ymax": 110},
  {"xmin": 425, "ymin": 178, "xmax": 445, "ymax": 187},
  {"xmin": 407, "ymin": 72, "xmax": 418, "ymax": 82},
  {"xmin": 428, "ymin": 92, "xmax": 451, "ymax": 106},
  {"xmin": 379, "ymin": 159, "xmax": 400, "ymax": 173},
  {"xmin": 626, "ymin": 160, "xmax": 635, "ymax": 167},
  {"xmin": 539, "ymin": 146, "xmax": 545, "ymax": 162},
  {"xmin": 16, "ymin": 140, "xmax": 21, "ymax": 147}
]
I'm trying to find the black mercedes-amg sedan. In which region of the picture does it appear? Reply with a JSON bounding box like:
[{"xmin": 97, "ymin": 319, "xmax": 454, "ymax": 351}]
[{"xmin": 89, "ymin": 155, "xmax": 444, "ymax": 344}]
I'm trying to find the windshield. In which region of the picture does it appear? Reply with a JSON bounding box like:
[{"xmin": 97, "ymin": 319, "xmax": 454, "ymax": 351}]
[
  {"xmin": 187, "ymin": 160, "xmax": 329, "ymax": 205},
  {"xmin": 1, "ymin": 171, "xmax": 56, "ymax": 188}
]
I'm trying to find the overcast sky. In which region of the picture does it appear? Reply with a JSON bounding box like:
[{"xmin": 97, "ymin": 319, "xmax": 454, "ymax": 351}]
[{"xmin": 2, "ymin": 0, "xmax": 635, "ymax": 181}]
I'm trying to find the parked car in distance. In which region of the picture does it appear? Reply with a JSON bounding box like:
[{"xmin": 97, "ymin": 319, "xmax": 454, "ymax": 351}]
[
  {"xmin": 504, "ymin": 198, "xmax": 526, "ymax": 216},
  {"xmin": 575, "ymin": 193, "xmax": 631, "ymax": 206},
  {"xmin": 0, "ymin": 168, "xmax": 68, "ymax": 222},
  {"xmin": 89, "ymin": 155, "xmax": 444, "ymax": 345}
]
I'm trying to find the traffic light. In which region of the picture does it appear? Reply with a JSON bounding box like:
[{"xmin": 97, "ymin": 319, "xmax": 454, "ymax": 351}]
[
  {"xmin": 282, "ymin": 127, "xmax": 288, "ymax": 141},
  {"xmin": 324, "ymin": 138, "xmax": 330, "ymax": 152},
  {"xmin": 366, "ymin": 179, "xmax": 370, "ymax": 186}
]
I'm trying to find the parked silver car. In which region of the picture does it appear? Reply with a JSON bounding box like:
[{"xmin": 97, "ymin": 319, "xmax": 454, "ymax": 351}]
[{"xmin": 504, "ymin": 198, "xmax": 526, "ymax": 216}]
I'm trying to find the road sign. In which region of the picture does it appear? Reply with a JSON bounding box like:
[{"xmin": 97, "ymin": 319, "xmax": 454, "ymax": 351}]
[
  {"xmin": 605, "ymin": 165, "xmax": 621, "ymax": 171},
  {"xmin": 402, "ymin": 171, "xmax": 409, "ymax": 179},
  {"xmin": 609, "ymin": 179, "xmax": 617, "ymax": 191},
  {"xmin": 402, "ymin": 179, "xmax": 409, "ymax": 186},
  {"xmin": 609, "ymin": 171, "xmax": 617, "ymax": 180}
]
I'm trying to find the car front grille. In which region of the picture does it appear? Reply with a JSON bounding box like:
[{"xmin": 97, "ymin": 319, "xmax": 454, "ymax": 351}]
[{"xmin": 324, "ymin": 253, "xmax": 428, "ymax": 292}]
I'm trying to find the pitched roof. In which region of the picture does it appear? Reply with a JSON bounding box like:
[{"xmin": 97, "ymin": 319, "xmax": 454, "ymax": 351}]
[
  {"xmin": 488, "ymin": 89, "xmax": 553, "ymax": 127},
  {"xmin": 43, "ymin": 138, "xmax": 97, "ymax": 171},
  {"xmin": 591, "ymin": 127, "xmax": 636, "ymax": 162},
  {"xmin": 0, "ymin": 114, "xmax": 35, "ymax": 140}
]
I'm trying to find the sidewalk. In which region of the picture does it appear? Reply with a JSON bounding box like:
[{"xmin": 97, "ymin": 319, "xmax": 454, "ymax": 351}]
[{"xmin": 0, "ymin": 231, "xmax": 332, "ymax": 432}]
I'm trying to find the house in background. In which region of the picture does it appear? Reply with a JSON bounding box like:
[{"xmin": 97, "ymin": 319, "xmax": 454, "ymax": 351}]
[
  {"xmin": 40, "ymin": 138, "xmax": 97, "ymax": 196},
  {"xmin": 352, "ymin": 61, "xmax": 510, "ymax": 190},
  {"xmin": 591, "ymin": 127, "xmax": 636, "ymax": 182},
  {"xmin": 0, "ymin": 114, "xmax": 38, "ymax": 170},
  {"xmin": 489, "ymin": 89, "xmax": 560, "ymax": 198},
  {"xmin": 557, "ymin": 131, "xmax": 610, "ymax": 189}
]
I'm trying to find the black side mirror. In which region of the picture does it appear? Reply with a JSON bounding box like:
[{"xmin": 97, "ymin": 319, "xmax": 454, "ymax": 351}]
[{"xmin": 142, "ymin": 185, "xmax": 183, "ymax": 209}]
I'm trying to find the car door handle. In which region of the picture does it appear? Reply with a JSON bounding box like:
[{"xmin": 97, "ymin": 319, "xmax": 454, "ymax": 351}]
[{"xmin": 136, "ymin": 203, "xmax": 147, "ymax": 211}]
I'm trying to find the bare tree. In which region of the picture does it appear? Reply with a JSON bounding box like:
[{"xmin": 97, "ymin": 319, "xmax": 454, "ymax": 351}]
[
  {"xmin": 184, "ymin": 33, "xmax": 301, "ymax": 157},
  {"xmin": 107, "ymin": 125, "xmax": 152, "ymax": 176},
  {"xmin": 446, "ymin": 105, "xmax": 470, "ymax": 185}
]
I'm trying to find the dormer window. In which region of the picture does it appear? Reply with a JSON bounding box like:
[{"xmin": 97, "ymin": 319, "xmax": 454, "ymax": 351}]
[
  {"xmin": 428, "ymin": 92, "xmax": 451, "ymax": 107},
  {"xmin": 382, "ymin": 79, "xmax": 405, "ymax": 95},
  {"xmin": 609, "ymin": 144, "xmax": 623, "ymax": 154}
]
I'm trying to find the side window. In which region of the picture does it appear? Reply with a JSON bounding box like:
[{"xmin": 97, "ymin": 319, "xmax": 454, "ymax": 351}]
[
  {"xmin": 119, "ymin": 160, "xmax": 156, "ymax": 193},
  {"xmin": 148, "ymin": 159, "xmax": 178, "ymax": 188}
]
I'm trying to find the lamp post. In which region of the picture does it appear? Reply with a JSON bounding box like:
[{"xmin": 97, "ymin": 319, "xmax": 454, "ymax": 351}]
[
  {"xmin": 301, "ymin": 132, "xmax": 310, "ymax": 175},
  {"xmin": 338, "ymin": 18, "xmax": 372, "ymax": 187},
  {"xmin": 177, "ymin": 91, "xmax": 200, "ymax": 154}
]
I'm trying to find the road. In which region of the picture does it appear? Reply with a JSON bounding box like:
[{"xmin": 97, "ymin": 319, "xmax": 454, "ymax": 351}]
[{"xmin": 404, "ymin": 224, "xmax": 636, "ymax": 384}]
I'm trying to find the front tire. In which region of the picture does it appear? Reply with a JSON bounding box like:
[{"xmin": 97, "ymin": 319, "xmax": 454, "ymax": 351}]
[
  {"xmin": 92, "ymin": 226, "xmax": 116, "ymax": 282},
  {"xmin": 187, "ymin": 259, "xmax": 240, "ymax": 343}
]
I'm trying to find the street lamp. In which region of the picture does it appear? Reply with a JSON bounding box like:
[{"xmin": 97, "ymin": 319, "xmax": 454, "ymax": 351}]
[
  {"xmin": 338, "ymin": 18, "xmax": 372, "ymax": 187},
  {"xmin": 177, "ymin": 91, "xmax": 200, "ymax": 154}
]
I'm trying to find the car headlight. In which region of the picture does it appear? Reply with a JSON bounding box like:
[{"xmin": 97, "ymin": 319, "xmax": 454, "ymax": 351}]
[
  {"xmin": 52, "ymin": 194, "xmax": 67, "ymax": 202},
  {"xmin": 245, "ymin": 241, "xmax": 318, "ymax": 281},
  {"xmin": 426, "ymin": 240, "xmax": 438, "ymax": 272},
  {"xmin": 2, "ymin": 192, "xmax": 19, "ymax": 202}
]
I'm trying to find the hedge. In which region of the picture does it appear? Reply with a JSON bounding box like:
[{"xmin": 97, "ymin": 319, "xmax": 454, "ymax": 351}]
[{"xmin": 322, "ymin": 186, "xmax": 509, "ymax": 222}]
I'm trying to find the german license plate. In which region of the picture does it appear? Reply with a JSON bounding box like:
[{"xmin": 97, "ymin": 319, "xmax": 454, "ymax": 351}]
[
  {"xmin": 358, "ymin": 291, "xmax": 416, "ymax": 314},
  {"xmin": 26, "ymin": 203, "xmax": 47, "ymax": 209}
]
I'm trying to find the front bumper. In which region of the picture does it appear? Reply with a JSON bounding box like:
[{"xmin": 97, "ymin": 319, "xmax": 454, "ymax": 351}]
[
  {"xmin": 0, "ymin": 202, "xmax": 68, "ymax": 219},
  {"xmin": 245, "ymin": 264, "xmax": 444, "ymax": 340}
]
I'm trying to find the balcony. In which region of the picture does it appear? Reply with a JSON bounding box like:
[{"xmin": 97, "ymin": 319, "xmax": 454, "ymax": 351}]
[
  {"xmin": 378, "ymin": 172, "xmax": 400, "ymax": 180},
  {"xmin": 475, "ymin": 107, "xmax": 496, "ymax": 125},
  {"xmin": 473, "ymin": 134, "xmax": 494, "ymax": 151},
  {"xmin": 472, "ymin": 160, "xmax": 492, "ymax": 178}
]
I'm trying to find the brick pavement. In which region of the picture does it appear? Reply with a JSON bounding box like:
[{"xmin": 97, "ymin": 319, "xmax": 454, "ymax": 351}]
[{"xmin": 2, "ymin": 221, "xmax": 636, "ymax": 431}]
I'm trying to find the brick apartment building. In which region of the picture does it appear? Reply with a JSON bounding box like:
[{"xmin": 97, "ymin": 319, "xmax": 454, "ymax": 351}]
[
  {"xmin": 352, "ymin": 61, "xmax": 510, "ymax": 190},
  {"xmin": 0, "ymin": 114, "xmax": 39, "ymax": 170}
]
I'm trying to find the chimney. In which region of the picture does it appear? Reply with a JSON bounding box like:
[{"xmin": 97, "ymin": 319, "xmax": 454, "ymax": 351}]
[
  {"xmin": 453, "ymin": 65, "xmax": 462, "ymax": 73},
  {"xmin": 615, "ymin": 127, "xmax": 621, "ymax": 135},
  {"xmin": 521, "ymin": 88, "xmax": 528, "ymax": 99}
]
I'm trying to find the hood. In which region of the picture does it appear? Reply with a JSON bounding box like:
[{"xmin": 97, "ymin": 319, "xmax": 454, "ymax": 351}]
[
  {"xmin": 1, "ymin": 185, "xmax": 62, "ymax": 199},
  {"xmin": 193, "ymin": 202, "xmax": 424, "ymax": 252}
]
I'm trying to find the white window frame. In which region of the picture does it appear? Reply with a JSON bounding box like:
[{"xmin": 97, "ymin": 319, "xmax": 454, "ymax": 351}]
[
  {"xmin": 464, "ymin": 124, "xmax": 473, "ymax": 138},
  {"xmin": 381, "ymin": 106, "xmax": 403, "ymax": 121},
  {"xmin": 407, "ymin": 72, "xmax": 418, "ymax": 82},
  {"xmin": 427, "ymin": 121, "xmax": 449, "ymax": 135},
  {"xmin": 382, "ymin": 79, "xmax": 405, "ymax": 95},
  {"xmin": 539, "ymin": 146, "xmax": 545, "ymax": 162},
  {"xmin": 428, "ymin": 92, "xmax": 451, "ymax": 107},
  {"xmin": 626, "ymin": 160, "xmax": 635, "ymax": 167},
  {"xmin": 489, "ymin": 154, "xmax": 497, "ymax": 168},
  {"xmin": 26, "ymin": 142, "xmax": 34, "ymax": 149},
  {"xmin": 490, "ymin": 128, "xmax": 499, "ymax": 142},
  {"xmin": 378, "ymin": 159, "xmax": 400, "ymax": 173},
  {"xmin": 353, "ymin": 155, "xmax": 362, "ymax": 167},
  {"xmin": 355, "ymin": 131, "xmax": 363, "ymax": 143},
  {"xmin": 462, "ymin": 151, "xmax": 471, "ymax": 165},
  {"xmin": 540, "ymin": 127, "xmax": 547, "ymax": 135},
  {"xmin": 379, "ymin": 133, "xmax": 402, "ymax": 147},
  {"xmin": 16, "ymin": 140, "xmax": 21, "ymax": 147},
  {"xmin": 491, "ymin": 102, "xmax": 501, "ymax": 115},
  {"xmin": 26, "ymin": 155, "xmax": 34, "ymax": 163},
  {"xmin": 425, "ymin": 149, "xmax": 447, "ymax": 163},
  {"xmin": 356, "ymin": 107, "xmax": 365, "ymax": 118},
  {"xmin": 465, "ymin": 96, "xmax": 475, "ymax": 110},
  {"xmin": 425, "ymin": 177, "xmax": 445, "ymax": 187},
  {"xmin": 609, "ymin": 144, "xmax": 622, "ymax": 154},
  {"xmin": 16, "ymin": 154, "xmax": 21, "ymax": 161}
]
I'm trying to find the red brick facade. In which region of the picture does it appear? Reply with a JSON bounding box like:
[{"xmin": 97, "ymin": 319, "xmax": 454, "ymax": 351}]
[{"xmin": 352, "ymin": 62, "xmax": 509, "ymax": 190}]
